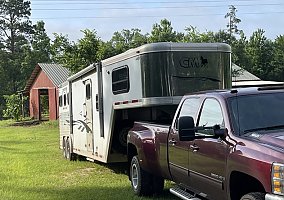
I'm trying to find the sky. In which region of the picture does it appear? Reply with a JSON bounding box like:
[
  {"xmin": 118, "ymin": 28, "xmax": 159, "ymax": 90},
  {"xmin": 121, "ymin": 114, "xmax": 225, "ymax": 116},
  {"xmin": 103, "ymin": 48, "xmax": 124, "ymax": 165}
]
[{"xmin": 30, "ymin": 0, "xmax": 284, "ymax": 42}]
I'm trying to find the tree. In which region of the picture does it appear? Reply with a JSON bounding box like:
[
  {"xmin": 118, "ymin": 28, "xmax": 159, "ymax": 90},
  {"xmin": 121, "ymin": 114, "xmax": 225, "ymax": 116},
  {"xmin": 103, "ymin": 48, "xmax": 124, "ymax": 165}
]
[
  {"xmin": 3, "ymin": 94, "xmax": 27, "ymax": 121},
  {"xmin": 51, "ymin": 29, "xmax": 101, "ymax": 73},
  {"xmin": 20, "ymin": 21, "xmax": 51, "ymax": 87},
  {"xmin": 0, "ymin": 0, "xmax": 33, "ymax": 93},
  {"xmin": 270, "ymin": 35, "xmax": 284, "ymax": 81},
  {"xmin": 30, "ymin": 21, "xmax": 51, "ymax": 63},
  {"xmin": 246, "ymin": 29, "xmax": 273, "ymax": 80},
  {"xmin": 184, "ymin": 26, "xmax": 215, "ymax": 42},
  {"xmin": 110, "ymin": 28, "xmax": 147, "ymax": 54},
  {"xmin": 225, "ymin": 5, "xmax": 242, "ymax": 40},
  {"xmin": 0, "ymin": 0, "xmax": 32, "ymax": 54},
  {"xmin": 149, "ymin": 19, "xmax": 183, "ymax": 43},
  {"xmin": 231, "ymin": 31, "xmax": 250, "ymax": 68}
]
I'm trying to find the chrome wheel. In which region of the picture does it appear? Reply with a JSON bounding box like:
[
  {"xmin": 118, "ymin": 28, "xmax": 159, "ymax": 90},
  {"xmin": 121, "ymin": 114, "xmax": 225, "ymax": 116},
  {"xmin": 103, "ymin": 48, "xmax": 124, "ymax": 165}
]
[{"xmin": 131, "ymin": 162, "xmax": 139, "ymax": 190}]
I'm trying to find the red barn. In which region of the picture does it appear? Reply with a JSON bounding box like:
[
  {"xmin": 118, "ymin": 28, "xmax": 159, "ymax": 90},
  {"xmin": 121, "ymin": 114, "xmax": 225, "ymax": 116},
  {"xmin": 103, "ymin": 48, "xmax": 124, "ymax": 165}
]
[{"xmin": 23, "ymin": 63, "xmax": 70, "ymax": 120}]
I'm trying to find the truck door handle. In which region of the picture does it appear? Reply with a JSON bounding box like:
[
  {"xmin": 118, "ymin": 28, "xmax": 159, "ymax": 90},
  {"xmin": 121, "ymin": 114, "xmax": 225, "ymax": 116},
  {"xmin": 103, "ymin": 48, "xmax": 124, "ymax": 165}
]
[
  {"xmin": 169, "ymin": 139, "xmax": 177, "ymax": 145},
  {"xmin": 190, "ymin": 144, "xmax": 199, "ymax": 152}
]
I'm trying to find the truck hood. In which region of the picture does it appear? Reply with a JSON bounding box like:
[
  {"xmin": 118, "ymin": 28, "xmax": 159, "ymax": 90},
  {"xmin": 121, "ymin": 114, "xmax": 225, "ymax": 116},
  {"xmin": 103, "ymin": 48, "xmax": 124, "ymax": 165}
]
[{"xmin": 244, "ymin": 130, "xmax": 284, "ymax": 152}]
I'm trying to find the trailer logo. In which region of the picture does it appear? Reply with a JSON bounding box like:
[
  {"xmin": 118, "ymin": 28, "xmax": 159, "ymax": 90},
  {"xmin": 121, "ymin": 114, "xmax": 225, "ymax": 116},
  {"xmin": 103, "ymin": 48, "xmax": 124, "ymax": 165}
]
[
  {"xmin": 66, "ymin": 120, "xmax": 92, "ymax": 133},
  {"xmin": 179, "ymin": 56, "xmax": 208, "ymax": 68}
]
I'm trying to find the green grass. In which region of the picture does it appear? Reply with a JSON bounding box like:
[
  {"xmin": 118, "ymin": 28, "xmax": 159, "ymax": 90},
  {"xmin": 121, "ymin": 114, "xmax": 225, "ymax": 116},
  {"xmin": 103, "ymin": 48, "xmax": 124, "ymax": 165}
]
[{"xmin": 0, "ymin": 120, "xmax": 177, "ymax": 200}]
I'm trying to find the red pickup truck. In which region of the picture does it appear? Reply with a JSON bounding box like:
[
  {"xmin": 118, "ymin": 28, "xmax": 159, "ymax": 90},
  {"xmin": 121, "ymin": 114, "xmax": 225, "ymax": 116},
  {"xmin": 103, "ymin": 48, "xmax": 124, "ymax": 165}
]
[{"xmin": 127, "ymin": 86, "xmax": 284, "ymax": 200}]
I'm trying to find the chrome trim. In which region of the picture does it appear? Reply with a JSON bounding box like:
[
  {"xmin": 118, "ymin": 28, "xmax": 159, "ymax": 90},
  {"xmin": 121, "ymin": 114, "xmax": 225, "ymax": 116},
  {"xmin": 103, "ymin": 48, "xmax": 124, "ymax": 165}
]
[{"xmin": 265, "ymin": 193, "xmax": 284, "ymax": 200}]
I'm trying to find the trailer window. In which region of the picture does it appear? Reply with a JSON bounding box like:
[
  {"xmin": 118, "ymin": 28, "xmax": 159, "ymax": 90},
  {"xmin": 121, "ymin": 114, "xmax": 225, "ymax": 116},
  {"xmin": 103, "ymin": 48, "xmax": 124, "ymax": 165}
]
[
  {"xmin": 86, "ymin": 84, "xmax": 91, "ymax": 100},
  {"xmin": 67, "ymin": 93, "xmax": 69, "ymax": 105},
  {"xmin": 112, "ymin": 66, "xmax": 129, "ymax": 95},
  {"xmin": 63, "ymin": 94, "xmax": 67, "ymax": 106},
  {"xmin": 59, "ymin": 95, "xmax": 63, "ymax": 107}
]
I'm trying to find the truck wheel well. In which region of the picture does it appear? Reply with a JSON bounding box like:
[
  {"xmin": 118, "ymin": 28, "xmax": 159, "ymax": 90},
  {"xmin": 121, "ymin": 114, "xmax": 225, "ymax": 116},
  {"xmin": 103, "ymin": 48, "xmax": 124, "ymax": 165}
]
[
  {"xmin": 127, "ymin": 143, "xmax": 138, "ymax": 163},
  {"xmin": 230, "ymin": 171, "xmax": 265, "ymax": 200}
]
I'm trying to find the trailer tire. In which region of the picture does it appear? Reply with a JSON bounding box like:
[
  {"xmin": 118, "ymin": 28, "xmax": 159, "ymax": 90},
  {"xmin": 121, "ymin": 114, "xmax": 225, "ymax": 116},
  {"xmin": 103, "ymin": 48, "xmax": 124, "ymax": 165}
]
[
  {"xmin": 240, "ymin": 192, "xmax": 265, "ymax": 200},
  {"xmin": 113, "ymin": 122, "xmax": 132, "ymax": 153},
  {"xmin": 66, "ymin": 137, "xmax": 76, "ymax": 161},
  {"xmin": 63, "ymin": 137, "xmax": 67, "ymax": 159},
  {"xmin": 130, "ymin": 156, "xmax": 153, "ymax": 196}
]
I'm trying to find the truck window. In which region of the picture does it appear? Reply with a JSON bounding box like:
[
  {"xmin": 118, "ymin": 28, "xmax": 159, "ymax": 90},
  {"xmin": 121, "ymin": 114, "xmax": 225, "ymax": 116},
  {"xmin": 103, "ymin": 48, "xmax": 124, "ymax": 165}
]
[
  {"xmin": 175, "ymin": 97, "xmax": 200, "ymax": 129},
  {"xmin": 228, "ymin": 92, "xmax": 284, "ymax": 135},
  {"xmin": 198, "ymin": 98, "xmax": 224, "ymax": 135},
  {"xmin": 112, "ymin": 66, "xmax": 129, "ymax": 95}
]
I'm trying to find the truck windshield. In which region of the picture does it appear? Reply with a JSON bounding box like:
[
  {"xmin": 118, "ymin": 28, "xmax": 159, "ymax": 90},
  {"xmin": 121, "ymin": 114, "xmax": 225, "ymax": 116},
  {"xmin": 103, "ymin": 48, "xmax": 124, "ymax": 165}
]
[{"xmin": 228, "ymin": 92, "xmax": 284, "ymax": 136}]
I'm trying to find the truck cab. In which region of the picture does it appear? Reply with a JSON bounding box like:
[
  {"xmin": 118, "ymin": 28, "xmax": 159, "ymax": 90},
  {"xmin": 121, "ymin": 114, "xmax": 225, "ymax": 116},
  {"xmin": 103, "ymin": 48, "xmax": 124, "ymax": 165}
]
[{"xmin": 127, "ymin": 86, "xmax": 284, "ymax": 200}]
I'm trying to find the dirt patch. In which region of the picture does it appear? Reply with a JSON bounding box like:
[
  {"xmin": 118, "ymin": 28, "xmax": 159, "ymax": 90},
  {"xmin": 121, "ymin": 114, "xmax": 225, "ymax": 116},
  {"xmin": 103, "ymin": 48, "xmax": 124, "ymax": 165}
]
[{"xmin": 11, "ymin": 120, "xmax": 41, "ymax": 126}]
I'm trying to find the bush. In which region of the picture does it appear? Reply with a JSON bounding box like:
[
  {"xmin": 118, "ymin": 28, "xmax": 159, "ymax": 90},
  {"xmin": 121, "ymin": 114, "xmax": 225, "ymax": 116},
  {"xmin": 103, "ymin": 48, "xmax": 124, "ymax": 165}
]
[{"xmin": 3, "ymin": 94, "xmax": 27, "ymax": 121}]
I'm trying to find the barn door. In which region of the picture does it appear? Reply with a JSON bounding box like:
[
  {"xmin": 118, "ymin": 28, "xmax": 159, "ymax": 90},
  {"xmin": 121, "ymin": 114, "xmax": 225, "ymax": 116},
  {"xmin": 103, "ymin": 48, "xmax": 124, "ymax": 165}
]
[{"xmin": 84, "ymin": 79, "xmax": 94, "ymax": 152}]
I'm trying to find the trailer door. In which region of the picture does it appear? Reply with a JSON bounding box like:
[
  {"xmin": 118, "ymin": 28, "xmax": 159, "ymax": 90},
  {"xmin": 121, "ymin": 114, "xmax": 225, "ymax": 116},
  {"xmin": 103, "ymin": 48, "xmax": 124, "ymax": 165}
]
[{"xmin": 85, "ymin": 79, "xmax": 94, "ymax": 152}]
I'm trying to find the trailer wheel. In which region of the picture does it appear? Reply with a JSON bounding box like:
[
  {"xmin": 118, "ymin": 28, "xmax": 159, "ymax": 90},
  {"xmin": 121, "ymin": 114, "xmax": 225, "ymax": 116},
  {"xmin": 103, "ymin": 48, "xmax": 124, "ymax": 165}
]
[
  {"xmin": 63, "ymin": 137, "xmax": 67, "ymax": 159},
  {"xmin": 66, "ymin": 137, "xmax": 76, "ymax": 161},
  {"xmin": 118, "ymin": 126, "xmax": 130, "ymax": 148},
  {"xmin": 240, "ymin": 192, "xmax": 265, "ymax": 200},
  {"xmin": 130, "ymin": 156, "xmax": 153, "ymax": 196},
  {"xmin": 113, "ymin": 122, "xmax": 132, "ymax": 153}
]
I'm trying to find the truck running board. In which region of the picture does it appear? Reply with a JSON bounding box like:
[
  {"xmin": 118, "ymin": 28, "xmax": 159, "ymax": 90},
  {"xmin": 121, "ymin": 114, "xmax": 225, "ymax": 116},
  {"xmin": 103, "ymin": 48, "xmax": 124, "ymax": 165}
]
[{"xmin": 170, "ymin": 186, "xmax": 201, "ymax": 200}]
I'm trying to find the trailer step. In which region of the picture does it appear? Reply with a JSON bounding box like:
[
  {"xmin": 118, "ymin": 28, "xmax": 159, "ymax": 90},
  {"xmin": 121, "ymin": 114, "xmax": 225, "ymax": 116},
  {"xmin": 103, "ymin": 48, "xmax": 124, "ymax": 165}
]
[{"xmin": 170, "ymin": 186, "xmax": 201, "ymax": 200}]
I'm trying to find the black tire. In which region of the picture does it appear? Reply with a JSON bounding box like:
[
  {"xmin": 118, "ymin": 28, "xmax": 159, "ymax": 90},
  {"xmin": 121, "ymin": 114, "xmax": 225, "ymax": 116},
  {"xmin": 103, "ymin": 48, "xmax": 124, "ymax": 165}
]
[
  {"xmin": 130, "ymin": 156, "xmax": 153, "ymax": 196},
  {"xmin": 152, "ymin": 176, "xmax": 164, "ymax": 194},
  {"xmin": 65, "ymin": 137, "xmax": 76, "ymax": 161},
  {"xmin": 240, "ymin": 192, "xmax": 265, "ymax": 200},
  {"xmin": 113, "ymin": 122, "xmax": 132, "ymax": 153},
  {"xmin": 63, "ymin": 137, "xmax": 67, "ymax": 159},
  {"xmin": 118, "ymin": 126, "xmax": 130, "ymax": 148}
]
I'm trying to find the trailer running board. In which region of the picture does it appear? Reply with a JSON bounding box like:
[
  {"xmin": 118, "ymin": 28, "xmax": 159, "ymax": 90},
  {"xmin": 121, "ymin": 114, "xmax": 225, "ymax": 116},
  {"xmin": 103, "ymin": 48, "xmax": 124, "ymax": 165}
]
[{"xmin": 170, "ymin": 186, "xmax": 201, "ymax": 200}]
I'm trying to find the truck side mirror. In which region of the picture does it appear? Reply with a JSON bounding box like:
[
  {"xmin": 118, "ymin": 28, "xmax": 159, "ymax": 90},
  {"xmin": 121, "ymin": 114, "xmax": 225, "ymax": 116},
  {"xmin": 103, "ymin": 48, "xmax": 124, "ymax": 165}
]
[
  {"xmin": 213, "ymin": 125, "xmax": 226, "ymax": 138},
  {"xmin": 178, "ymin": 116, "xmax": 195, "ymax": 141}
]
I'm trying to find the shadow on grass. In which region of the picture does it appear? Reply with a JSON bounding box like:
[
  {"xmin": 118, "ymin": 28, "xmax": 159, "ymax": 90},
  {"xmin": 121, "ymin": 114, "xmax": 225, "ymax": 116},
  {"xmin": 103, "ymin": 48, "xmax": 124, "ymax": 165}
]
[{"xmin": 16, "ymin": 185, "xmax": 178, "ymax": 200}]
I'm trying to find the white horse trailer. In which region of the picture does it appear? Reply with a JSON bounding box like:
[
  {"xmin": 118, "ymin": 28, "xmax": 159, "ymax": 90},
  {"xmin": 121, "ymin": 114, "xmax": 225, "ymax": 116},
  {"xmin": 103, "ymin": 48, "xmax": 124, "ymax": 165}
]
[{"xmin": 59, "ymin": 42, "xmax": 232, "ymax": 163}]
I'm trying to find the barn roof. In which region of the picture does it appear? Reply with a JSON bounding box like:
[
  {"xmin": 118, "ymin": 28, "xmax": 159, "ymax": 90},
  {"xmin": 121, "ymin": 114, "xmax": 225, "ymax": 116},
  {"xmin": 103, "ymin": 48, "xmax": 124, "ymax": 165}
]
[
  {"xmin": 232, "ymin": 63, "xmax": 260, "ymax": 81},
  {"xmin": 24, "ymin": 63, "xmax": 70, "ymax": 93}
]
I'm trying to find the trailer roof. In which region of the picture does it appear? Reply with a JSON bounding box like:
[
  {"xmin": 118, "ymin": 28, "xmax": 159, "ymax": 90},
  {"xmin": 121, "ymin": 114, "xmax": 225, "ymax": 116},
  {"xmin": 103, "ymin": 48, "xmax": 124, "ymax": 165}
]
[
  {"xmin": 67, "ymin": 64, "xmax": 96, "ymax": 82},
  {"xmin": 102, "ymin": 42, "xmax": 231, "ymax": 66},
  {"xmin": 66, "ymin": 43, "xmax": 231, "ymax": 83}
]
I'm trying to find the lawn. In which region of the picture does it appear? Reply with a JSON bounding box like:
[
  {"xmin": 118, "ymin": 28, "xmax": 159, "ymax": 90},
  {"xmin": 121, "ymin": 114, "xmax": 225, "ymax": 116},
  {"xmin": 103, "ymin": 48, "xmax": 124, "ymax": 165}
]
[{"xmin": 0, "ymin": 120, "xmax": 176, "ymax": 200}]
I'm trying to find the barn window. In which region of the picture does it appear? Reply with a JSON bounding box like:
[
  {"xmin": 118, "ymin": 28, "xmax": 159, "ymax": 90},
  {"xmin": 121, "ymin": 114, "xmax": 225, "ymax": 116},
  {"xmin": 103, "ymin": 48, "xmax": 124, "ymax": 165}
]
[{"xmin": 112, "ymin": 66, "xmax": 129, "ymax": 95}]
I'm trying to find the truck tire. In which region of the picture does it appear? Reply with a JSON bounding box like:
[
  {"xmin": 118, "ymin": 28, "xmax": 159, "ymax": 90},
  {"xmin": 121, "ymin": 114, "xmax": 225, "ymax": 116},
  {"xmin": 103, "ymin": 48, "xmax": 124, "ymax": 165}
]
[
  {"xmin": 130, "ymin": 156, "xmax": 153, "ymax": 196},
  {"xmin": 240, "ymin": 192, "xmax": 265, "ymax": 200},
  {"xmin": 66, "ymin": 137, "xmax": 76, "ymax": 161},
  {"xmin": 152, "ymin": 176, "xmax": 164, "ymax": 194}
]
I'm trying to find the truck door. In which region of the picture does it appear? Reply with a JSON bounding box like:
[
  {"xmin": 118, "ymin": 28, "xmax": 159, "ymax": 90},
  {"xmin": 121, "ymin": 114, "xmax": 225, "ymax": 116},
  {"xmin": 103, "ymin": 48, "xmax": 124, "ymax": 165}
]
[
  {"xmin": 84, "ymin": 79, "xmax": 94, "ymax": 152},
  {"xmin": 188, "ymin": 98, "xmax": 228, "ymax": 200},
  {"xmin": 168, "ymin": 97, "xmax": 201, "ymax": 187}
]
